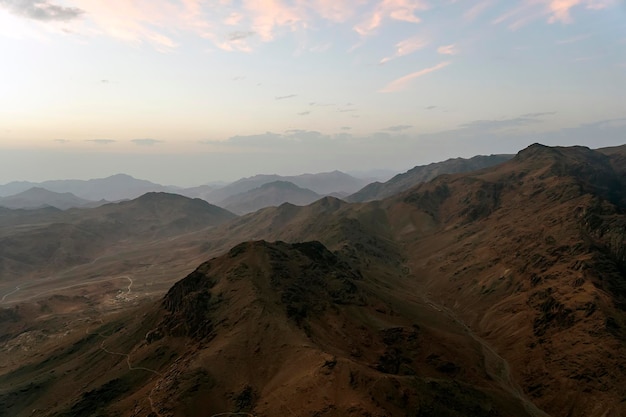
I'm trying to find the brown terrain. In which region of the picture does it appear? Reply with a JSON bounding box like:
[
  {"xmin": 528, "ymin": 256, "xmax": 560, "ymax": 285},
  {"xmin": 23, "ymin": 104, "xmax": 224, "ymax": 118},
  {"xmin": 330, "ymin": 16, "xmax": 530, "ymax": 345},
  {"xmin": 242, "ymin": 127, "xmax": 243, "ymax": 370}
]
[
  {"xmin": 347, "ymin": 154, "xmax": 513, "ymax": 202},
  {"xmin": 1, "ymin": 144, "xmax": 625, "ymax": 417}
]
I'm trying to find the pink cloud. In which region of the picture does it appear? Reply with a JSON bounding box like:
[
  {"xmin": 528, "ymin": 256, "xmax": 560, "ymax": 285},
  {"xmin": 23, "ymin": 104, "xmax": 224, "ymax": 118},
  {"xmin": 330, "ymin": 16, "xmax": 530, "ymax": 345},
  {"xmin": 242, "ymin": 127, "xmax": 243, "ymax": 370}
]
[
  {"xmin": 379, "ymin": 61, "xmax": 450, "ymax": 92},
  {"xmin": 74, "ymin": 0, "xmax": 206, "ymax": 49},
  {"xmin": 547, "ymin": 0, "xmax": 581, "ymax": 23},
  {"xmin": 380, "ymin": 35, "xmax": 429, "ymax": 64},
  {"xmin": 494, "ymin": 0, "xmax": 615, "ymax": 29},
  {"xmin": 464, "ymin": 0, "xmax": 494, "ymax": 21},
  {"xmin": 242, "ymin": 0, "xmax": 305, "ymax": 41},
  {"xmin": 309, "ymin": 0, "xmax": 366, "ymax": 22},
  {"xmin": 437, "ymin": 43, "xmax": 458, "ymax": 55},
  {"xmin": 355, "ymin": 0, "xmax": 430, "ymax": 36}
]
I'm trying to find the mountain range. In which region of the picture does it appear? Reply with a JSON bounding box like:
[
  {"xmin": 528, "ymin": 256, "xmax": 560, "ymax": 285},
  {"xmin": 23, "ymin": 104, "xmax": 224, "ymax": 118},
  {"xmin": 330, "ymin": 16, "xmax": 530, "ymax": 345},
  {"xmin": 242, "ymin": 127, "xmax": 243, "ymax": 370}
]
[
  {"xmin": 0, "ymin": 157, "xmax": 509, "ymax": 212},
  {"xmin": 0, "ymin": 171, "xmax": 368, "ymax": 210},
  {"xmin": 1, "ymin": 144, "xmax": 625, "ymax": 417}
]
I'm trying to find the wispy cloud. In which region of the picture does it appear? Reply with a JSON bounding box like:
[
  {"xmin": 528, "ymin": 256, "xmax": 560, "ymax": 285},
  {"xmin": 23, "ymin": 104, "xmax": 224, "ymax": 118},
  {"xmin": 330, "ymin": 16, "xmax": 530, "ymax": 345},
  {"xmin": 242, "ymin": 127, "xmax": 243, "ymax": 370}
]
[
  {"xmin": 385, "ymin": 124, "xmax": 412, "ymax": 131},
  {"xmin": 457, "ymin": 112, "xmax": 556, "ymax": 133},
  {"xmin": 4, "ymin": 0, "xmax": 617, "ymax": 56},
  {"xmin": 379, "ymin": 61, "xmax": 451, "ymax": 93},
  {"xmin": 243, "ymin": 0, "xmax": 305, "ymax": 42},
  {"xmin": 354, "ymin": 0, "xmax": 430, "ymax": 36},
  {"xmin": 87, "ymin": 139, "xmax": 116, "ymax": 145},
  {"xmin": 380, "ymin": 35, "xmax": 429, "ymax": 64},
  {"xmin": 53, "ymin": 139, "xmax": 69, "ymax": 144},
  {"xmin": 0, "ymin": 0, "xmax": 84, "ymax": 21},
  {"xmin": 437, "ymin": 43, "xmax": 458, "ymax": 55},
  {"xmin": 297, "ymin": 111, "xmax": 311, "ymax": 116},
  {"xmin": 228, "ymin": 30, "xmax": 255, "ymax": 41},
  {"xmin": 310, "ymin": 0, "xmax": 365, "ymax": 22},
  {"xmin": 131, "ymin": 138, "xmax": 163, "ymax": 146},
  {"xmin": 494, "ymin": 0, "xmax": 615, "ymax": 29},
  {"xmin": 309, "ymin": 102, "xmax": 335, "ymax": 107},
  {"xmin": 275, "ymin": 94, "xmax": 297, "ymax": 100},
  {"xmin": 464, "ymin": 0, "xmax": 493, "ymax": 21}
]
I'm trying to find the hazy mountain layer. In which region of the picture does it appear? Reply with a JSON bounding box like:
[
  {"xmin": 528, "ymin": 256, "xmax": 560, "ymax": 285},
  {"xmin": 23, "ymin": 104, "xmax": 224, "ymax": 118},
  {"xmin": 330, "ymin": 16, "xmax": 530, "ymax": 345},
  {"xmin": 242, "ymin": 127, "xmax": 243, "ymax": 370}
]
[
  {"xmin": 0, "ymin": 174, "xmax": 174, "ymax": 201},
  {"xmin": 0, "ymin": 187, "xmax": 96, "ymax": 210},
  {"xmin": 204, "ymin": 170, "xmax": 369, "ymax": 204},
  {"xmin": 221, "ymin": 180, "xmax": 322, "ymax": 214}
]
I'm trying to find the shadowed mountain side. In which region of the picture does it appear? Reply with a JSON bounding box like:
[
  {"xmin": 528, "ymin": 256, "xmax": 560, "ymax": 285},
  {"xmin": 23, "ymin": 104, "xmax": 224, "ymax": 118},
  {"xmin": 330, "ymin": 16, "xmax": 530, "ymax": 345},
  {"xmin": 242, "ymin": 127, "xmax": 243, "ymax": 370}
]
[
  {"xmin": 206, "ymin": 196, "xmax": 404, "ymax": 281},
  {"xmin": 384, "ymin": 144, "xmax": 626, "ymax": 416},
  {"xmin": 0, "ymin": 192, "xmax": 236, "ymax": 278},
  {"xmin": 0, "ymin": 206, "xmax": 66, "ymax": 230},
  {"xmin": 221, "ymin": 180, "xmax": 322, "ymax": 214},
  {"xmin": 0, "ymin": 187, "xmax": 96, "ymax": 210},
  {"xmin": 348, "ymin": 154, "xmax": 513, "ymax": 202},
  {"xmin": 0, "ymin": 241, "xmax": 539, "ymax": 417}
]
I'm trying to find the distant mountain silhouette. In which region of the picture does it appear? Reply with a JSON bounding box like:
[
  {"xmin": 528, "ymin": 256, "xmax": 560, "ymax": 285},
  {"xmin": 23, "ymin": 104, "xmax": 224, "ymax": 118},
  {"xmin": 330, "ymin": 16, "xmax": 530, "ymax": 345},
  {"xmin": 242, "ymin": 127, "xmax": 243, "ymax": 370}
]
[
  {"xmin": 0, "ymin": 174, "xmax": 174, "ymax": 201},
  {"xmin": 221, "ymin": 181, "xmax": 321, "ymax": 214},
  {"xmin": 0, "ymin": 187, "xmax": 95, "ymax": 210},
  {"xmin": 348, "ymin": 154, "xmax": 513, "ymax": 202},
  {"xmin": 204, "ymin": 170, "xmax": 369, "ymax": 204},
  {"xmin": 174, "ymin": 184, "xmax": 224, "ymax": 201}
]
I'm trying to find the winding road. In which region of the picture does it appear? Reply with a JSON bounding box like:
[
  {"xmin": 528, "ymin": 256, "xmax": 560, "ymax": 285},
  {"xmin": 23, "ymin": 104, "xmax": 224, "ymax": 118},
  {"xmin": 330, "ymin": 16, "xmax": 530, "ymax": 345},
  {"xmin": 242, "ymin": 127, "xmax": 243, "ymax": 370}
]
[{"xmin": 0, "ymin": 286, "xmax": 20, "ymax": 303}]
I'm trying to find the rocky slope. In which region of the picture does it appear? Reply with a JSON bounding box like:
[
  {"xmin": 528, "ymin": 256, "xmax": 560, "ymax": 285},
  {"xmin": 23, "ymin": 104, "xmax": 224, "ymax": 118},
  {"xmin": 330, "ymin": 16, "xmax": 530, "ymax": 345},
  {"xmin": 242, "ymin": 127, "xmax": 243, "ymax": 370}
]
[
  {"xmin": 0, "ymin": 241, "xmax": 540, "ymax": 417},
  {"xmin": 387, "ymin": 144, "xmax": 626, "ymax": 416},
  {"xmin": 348, "ymin": 154, "xmax": 513, "ymax": 202}
]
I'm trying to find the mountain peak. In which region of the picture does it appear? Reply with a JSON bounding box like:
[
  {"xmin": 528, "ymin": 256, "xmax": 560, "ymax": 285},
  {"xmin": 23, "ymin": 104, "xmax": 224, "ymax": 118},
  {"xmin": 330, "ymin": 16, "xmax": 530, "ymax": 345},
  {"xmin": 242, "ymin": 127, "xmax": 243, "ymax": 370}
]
[
  {"xmin": 157, "ymin": 240, "xmax": 362, "ymax": 339},
  {"xmin": 514, "ymin": 143, "xmax": 593, "ymax": 162},
  {"xmin": 107, "ymin": 173, "xmax": 136, "ymax": 179},
  {"xmin": 259, "ymin": 180, "xmax": 303, "ymax": 190}
]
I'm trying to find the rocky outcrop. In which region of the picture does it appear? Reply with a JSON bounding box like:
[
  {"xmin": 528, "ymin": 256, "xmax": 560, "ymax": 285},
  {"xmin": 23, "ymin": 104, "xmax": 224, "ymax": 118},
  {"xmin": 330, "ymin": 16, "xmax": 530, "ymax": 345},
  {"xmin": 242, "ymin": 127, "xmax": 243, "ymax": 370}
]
[{"xmin": 152, "ymin": 240, "xmax": 365, "ymax": 340}]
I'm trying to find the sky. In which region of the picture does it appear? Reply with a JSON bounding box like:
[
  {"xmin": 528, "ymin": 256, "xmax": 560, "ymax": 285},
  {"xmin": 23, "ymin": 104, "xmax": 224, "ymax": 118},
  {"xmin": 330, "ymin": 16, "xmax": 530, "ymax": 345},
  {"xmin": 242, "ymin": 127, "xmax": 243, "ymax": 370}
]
[{"xmin": 0, "ymin": 0, "xmax": 625, "ymax": 186}]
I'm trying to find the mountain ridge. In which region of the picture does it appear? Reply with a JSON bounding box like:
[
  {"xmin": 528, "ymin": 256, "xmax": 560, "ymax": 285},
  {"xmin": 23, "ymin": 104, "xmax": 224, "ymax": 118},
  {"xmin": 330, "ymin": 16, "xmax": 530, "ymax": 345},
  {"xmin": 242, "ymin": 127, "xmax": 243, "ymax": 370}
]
[
  {"xmin": 0, "ymin": 187, "xmax": 94, "ymax": 210},
  {"xmin": 220, "ymin": 180, "xmax": 322, "ymax": 214},
  {"xmin": 348, "ymin": 153, "xmax": 514, "ymax": 202}
]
